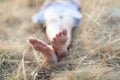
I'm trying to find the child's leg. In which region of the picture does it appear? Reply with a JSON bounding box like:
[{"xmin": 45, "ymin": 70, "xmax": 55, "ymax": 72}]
[
  {"xmin": 62, "ymin": 17, "xmax": 76, "ymax": 47},
  {"xmin": 44, "ymin": 8, "xmax": 62, "ymax": 41},
  {"xmin": 29, "ymin": 37, "xmax": 58, "ymax": 64},
  {"xmin": 51, "ymin": 17, "xmax": 76, "ymax": 58},
  {"xmin": 44, "ymin": 9, "xmax": 77, "ymax": 59},
  {"xmin": 44, "ymin": 9, "xmax": 70, "ymax": 59}
]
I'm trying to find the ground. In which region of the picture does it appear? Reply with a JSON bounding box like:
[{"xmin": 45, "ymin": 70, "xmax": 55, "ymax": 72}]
[{"xmin": 0, "ymin": 0, "xmax": 120, "ymax": 80}]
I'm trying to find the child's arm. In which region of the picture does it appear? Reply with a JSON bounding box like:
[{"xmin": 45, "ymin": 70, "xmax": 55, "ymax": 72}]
[{"xmin": 40, "ymin": 0, "xmax": 53, "ymax": 10}]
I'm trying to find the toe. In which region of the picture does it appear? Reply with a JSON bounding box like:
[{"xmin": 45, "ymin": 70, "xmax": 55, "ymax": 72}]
[
  {"xmin": 51, "ymin": 39, "xmax": 55, "ymax": 43},
  {"xmin": 33, "ymin": 44, "xmax": 41, "ymax": 51},
  {"xmin": 39, "ymin": 41, "xmax": 46, "ymax": 46},
  {"xmin": 44, "ymin": 46, "xmax": 51, "ymax": 51},
  {"xmin": 29, "ymin": 38, "xmax": 38, "ymax": 45},
  {"xmin": 53, "ymin": 37, "xmax": 57, "ymax": 42},
  {"xmin": 38, "ymin": 40, "xmax": 50, "ymax": 48},
  {"xmin": 62, "ymin": 29, "xmax": 67, "ymax": 35},
  {"xmin": 58, "ymin": 31, "xmax": 63, "ymax": 36},
  {"xmin": 56, "ymin": 34, "xmax": 59, "ymax": 38},
  {"xmin": 37, "ymin": 40, "xmax": 43, "ymax": 45}
]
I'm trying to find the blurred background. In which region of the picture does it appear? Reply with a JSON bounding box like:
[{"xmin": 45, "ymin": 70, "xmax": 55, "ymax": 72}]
[{"xmin": 0, "ymin": 0, "xmax": 120, "ymax": 80}]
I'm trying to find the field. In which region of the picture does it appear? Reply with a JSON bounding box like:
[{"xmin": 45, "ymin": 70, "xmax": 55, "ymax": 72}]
[{"xmin": 0, "ymin": 0, "xmax": 120, "ymax": 80}]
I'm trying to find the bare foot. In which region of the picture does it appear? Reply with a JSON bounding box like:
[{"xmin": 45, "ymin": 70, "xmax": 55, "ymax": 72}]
[
  {"xmin": 51, "ymin": 29, "xmax": 68, "ymax": 59},
  {"xmin": 29, "ymin": 37, "xmax": 58, "ymax": 64}
]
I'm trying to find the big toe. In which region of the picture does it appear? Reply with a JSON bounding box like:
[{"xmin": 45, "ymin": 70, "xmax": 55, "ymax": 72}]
[{"xmin": 29, "ymin": 37, "xmax": 38, "ymax": 45}]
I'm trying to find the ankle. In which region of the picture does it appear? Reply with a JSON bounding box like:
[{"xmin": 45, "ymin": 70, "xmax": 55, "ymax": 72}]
[
  {"xmin": 57, "ymin": 49, "xmax": 68, "ymax": 59},
  {"xmin": 46, "ymin": 53, "xmax": 58, "ymax": 64}
]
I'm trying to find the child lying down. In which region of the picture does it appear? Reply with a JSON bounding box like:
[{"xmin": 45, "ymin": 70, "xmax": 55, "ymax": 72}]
[{"xmin": 29, "ymin": 0, "xmax": 82, "ymax": 64}]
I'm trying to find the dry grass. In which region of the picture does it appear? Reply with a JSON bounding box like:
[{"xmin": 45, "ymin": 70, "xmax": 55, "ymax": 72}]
[{"xmin": 0, "ymin": 0, "xmax": 120, "ymax": 80}]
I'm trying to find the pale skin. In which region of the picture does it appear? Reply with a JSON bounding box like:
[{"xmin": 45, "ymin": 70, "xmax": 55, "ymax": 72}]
[{"xmin": 29, "ymin": 0, "xmax": 81, "ymax": 64}]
